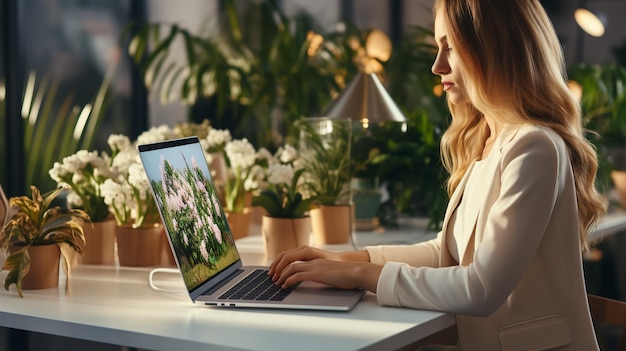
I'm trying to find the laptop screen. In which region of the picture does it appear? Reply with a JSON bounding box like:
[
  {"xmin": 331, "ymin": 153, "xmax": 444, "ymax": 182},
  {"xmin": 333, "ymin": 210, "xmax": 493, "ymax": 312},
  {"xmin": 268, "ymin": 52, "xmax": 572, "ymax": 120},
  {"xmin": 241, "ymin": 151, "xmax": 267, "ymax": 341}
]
[{"xmin": 138, "ymin": 137, "xmax": 240, "ymax": 293}]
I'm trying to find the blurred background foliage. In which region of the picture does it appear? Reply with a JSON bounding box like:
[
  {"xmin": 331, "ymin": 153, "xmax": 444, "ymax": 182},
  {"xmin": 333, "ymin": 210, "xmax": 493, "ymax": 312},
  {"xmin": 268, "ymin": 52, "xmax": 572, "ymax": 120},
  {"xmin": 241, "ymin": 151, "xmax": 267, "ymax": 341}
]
[{"xmin": 125, "ymin": 0, "xmax": 450, "ymax": 229}]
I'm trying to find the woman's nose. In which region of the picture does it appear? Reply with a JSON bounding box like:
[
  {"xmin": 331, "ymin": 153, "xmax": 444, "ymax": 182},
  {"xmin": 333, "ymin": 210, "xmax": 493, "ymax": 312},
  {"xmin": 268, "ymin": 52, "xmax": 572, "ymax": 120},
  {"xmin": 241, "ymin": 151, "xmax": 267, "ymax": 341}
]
[{"xmin": 431, "ymin": 53, "xmax": 450, "ymax": 75}]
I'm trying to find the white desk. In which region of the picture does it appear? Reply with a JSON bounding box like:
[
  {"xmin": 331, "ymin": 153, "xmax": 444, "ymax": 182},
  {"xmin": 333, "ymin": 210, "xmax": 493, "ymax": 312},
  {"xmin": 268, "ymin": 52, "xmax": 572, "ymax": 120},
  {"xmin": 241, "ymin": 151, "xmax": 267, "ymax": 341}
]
[
  {"xmin": 1, "ymin": 212, "xmax": 624, "ymax": 351},
  {"xmin": 0, "ymin": 217, "xmax": 452, "ymax": 351}
]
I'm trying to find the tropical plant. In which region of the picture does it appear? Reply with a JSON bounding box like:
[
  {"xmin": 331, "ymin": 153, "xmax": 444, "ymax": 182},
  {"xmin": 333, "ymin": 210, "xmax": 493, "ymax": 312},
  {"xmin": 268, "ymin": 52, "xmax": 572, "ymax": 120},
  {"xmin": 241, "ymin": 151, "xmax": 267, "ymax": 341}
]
[
  {"xmin": 0, "ymin": 186, "xmax": 89, "ymax": 297},
  {"xmin": 123, "ymin": 0, "xmax": 341, "ymax": 148},
  {"xmin": 297, "ymin": 118, "xmax": 352, "ymax": 206},
  {"xmin": 568, "ymin": 63, "xmax": 626, "ymax": 192},
  {"xmin": 252, "ymin": 144, "xmax": 315, "ymax": 218},
  {"xmin": 5, "ymin": 66, "xmax": 114, "ymax": 194},
  {"xmin": 124, "ymin": 2, "xmax": 452, "ymax": 230},
  {"xmin": 569, "ymin": 63, "xmax": 626, "ymax": 149}
]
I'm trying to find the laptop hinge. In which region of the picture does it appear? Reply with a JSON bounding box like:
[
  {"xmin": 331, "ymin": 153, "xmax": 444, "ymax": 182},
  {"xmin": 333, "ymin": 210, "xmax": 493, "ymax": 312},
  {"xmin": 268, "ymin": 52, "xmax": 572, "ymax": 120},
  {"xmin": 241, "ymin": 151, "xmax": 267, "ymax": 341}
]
[{"xmin": 204, "ymin": 269, "xmax": 244, "ymax": 295}]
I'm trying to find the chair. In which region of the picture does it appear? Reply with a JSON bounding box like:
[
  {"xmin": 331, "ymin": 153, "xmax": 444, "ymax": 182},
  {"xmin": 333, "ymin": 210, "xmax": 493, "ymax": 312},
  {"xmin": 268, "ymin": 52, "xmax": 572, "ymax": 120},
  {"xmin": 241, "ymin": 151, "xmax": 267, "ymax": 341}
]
[
  {"xmin": 588, "ymin": 294, "xmax": 626, "ymax": 351},
  {"xmin": 0, "ymin": 182, "xmax": 8, "ymax": 226}
]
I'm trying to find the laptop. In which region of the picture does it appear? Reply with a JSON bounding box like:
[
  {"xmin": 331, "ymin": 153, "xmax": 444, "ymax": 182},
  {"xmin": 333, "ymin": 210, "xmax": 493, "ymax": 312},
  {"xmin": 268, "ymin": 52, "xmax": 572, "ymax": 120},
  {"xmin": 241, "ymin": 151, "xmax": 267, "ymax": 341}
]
[{"xmin": 138, "ymin": 136, "xmax": 365, "ymax": 311}]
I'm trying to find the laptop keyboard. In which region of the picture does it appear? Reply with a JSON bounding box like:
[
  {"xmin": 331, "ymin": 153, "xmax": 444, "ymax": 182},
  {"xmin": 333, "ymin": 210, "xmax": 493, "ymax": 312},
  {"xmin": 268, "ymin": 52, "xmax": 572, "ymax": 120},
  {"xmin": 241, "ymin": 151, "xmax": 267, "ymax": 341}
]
[{"xmin": 218, "ymin": 269, "xmax": 298, "ymax": 302}]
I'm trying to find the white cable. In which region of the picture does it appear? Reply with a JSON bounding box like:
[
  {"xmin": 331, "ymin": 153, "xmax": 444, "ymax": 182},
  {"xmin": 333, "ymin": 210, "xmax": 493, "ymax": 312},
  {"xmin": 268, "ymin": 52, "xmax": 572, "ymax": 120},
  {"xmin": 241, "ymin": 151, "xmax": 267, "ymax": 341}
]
[{"xmin": 148, "ymin": 267, "xmax": 185, "ymax": 295}]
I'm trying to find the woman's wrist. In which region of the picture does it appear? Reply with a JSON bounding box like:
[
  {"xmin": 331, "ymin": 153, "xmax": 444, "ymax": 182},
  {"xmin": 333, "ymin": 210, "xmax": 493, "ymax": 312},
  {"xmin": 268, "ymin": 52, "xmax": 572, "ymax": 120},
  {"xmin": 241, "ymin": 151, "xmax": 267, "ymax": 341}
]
[
  {"xmin": 337, "ymin": 249, "xmax": 371, "ymax": 262},
  {"xmin": 354, "ymin": 262, "xmax": 382, "ymax": 292}
]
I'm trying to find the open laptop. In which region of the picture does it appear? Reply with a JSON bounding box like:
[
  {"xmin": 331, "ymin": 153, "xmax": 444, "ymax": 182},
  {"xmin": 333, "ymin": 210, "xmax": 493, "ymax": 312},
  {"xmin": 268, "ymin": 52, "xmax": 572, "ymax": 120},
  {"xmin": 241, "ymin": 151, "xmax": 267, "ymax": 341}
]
[{"xmin": 138, "ymin": 136, "xmax": 365, "ymax": 311}]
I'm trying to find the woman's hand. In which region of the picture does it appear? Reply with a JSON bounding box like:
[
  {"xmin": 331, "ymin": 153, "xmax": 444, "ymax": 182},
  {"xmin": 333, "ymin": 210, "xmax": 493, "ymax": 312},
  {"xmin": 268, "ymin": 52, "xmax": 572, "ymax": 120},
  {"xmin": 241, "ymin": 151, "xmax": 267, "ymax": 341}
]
[
  {"xmin": 268, "ymin": 246, "xmax": 382, "ymax": 292},
  {"xmin": 269, "ymin": 246, "xmax": 339, "ymax": 277}
]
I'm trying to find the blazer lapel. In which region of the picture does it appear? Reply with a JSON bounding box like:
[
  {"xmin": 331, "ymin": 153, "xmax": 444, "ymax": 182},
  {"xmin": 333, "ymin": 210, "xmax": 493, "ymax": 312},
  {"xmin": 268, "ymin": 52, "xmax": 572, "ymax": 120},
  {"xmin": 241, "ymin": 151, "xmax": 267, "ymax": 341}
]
[{"xmin": 439, "ymin": 161, "xmax": 476, "ymax": 266}]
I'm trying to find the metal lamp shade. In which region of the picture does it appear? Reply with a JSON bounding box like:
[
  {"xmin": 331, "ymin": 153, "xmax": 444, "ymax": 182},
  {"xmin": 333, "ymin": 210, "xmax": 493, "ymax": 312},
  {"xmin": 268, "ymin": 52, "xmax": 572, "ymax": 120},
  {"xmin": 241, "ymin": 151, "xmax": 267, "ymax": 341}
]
[{"xmin": 323, "ymin": 73, "xmax": 406, "ymax": 124}]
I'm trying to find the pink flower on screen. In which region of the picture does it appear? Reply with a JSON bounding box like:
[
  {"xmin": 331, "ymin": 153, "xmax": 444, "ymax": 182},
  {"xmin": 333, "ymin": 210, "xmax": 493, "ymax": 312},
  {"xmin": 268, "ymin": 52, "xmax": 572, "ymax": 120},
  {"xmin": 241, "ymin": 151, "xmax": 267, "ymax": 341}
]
[
  {"xmin": 200, "ymin": 240, "xmax": 209, "ymax": 261},
  {"xmin": 209, "ymin": 218, "xmax": 222, "ymax": 244}
]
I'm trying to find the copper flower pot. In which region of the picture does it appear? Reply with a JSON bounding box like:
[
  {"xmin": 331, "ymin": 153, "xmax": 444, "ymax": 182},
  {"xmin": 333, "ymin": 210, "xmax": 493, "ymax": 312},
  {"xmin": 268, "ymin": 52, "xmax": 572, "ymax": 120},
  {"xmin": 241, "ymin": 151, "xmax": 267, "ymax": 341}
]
[
  {"xmin": 225, "ymin": 208, "xmax": 252, "ymax": 239},
  {"xmin": 115, "ymin": 223, "xmax": 164, "ymax": 267},
  {"xmin": 20, "ymin": 244, "xmax": 61, "ymax": 290},
  {"xmin": 78, "ymin": 217, "xmax": 117, "ymax": 265},
  {"xmin": 262, "ymin": 216, "xmax": 311, "ymax": 260},
  {"xmin": 310, "ymin": 205, "xmax": 353, "ymax": 245}
]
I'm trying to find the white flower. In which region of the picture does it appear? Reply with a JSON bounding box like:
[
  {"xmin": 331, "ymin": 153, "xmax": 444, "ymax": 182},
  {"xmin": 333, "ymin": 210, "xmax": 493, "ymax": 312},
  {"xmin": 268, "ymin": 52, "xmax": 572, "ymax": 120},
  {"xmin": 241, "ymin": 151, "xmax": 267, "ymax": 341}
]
[
  {"xmin": 128, "ymin": 163, "xmax": 150, "ymax": 193},
  {"xmin": 244, "ymin": 164, "xmax": 265, "ymax": 191},
  {"xmin": 225, "ymin": 138, "xmax": 256, "ymax": 171},
  {"xmin": 136, "ymin": 124, "xmax": 175, "ymax": 145},
  {"xmin": 48, "ymin": 162, "xmax": 66, "ymax": 183},
  {"xmin": 277, "ymin": 144, "xmax": 298, "ymax": 164},
  {"xmin": 107, "ymin": 134, "xmax": 132, "ymax": 153},
  {"xmin": 206, "ymin": 128, "xmax": 232, "ymax": 148},
  {"xmin": 111, "ymin": 148, "xmax": 139, "ymax": 175},
  {"xmin": 101, "ymin": 178, "xmax": 133, "ymax": 209},
  {"xmin": 66, "ymin": 192, "xmax": 83, "ymax": 207},
  {"xmin": 256, "ymin": 148, "xmax": 273, "ymax": 164},
  {"xmin": 267, "ymin": 163, "xmax": 294, "ymax": 185}
]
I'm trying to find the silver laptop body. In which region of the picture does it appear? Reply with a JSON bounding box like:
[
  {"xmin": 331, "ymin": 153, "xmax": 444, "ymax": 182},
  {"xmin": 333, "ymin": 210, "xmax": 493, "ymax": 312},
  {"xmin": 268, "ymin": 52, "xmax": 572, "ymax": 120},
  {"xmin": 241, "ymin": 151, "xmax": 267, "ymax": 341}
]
[{"xmin": 138, "ymin": 136, "xmax": 364, "ymax": 311}]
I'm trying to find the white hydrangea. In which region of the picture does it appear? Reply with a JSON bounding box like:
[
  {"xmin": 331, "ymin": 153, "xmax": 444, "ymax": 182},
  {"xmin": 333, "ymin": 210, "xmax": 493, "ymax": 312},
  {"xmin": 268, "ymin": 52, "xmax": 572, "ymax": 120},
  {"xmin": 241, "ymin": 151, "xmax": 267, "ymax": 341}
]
[
  {"xmin": 128, "ymin": 163, "xmax": 150, "ymax": 194},
  {"xmin": 256, "ymin": 148, "xmax": 273, "ymax": 164},
  {"xmin": 66, "ymin": 192, "xmax": 83, "ymax": 207},
  {"xmin": 206, "ymin": 128, "xmax": 232, "ymax": 148},
  {"xmin": 111, "ymin": 148, "xmax": 139, "ymax": 175},
  {"xmin": 244, "ymin": 165, "xmax": 265, "ymax": 191},
  {"xmin": 136, "ymin": 124, "xmax": 175, "ymax": 145},
  {"xmin": 101, "ymin": 178, "xmax": 133, "ymax": 210},
  {"xmin": 107, "ymin": 134, "xmax": 132, "ymax": 153},
  {"xmin": 49, "ymin": 149, "xmax": 109, "ymax": 186},
  {"xmin": 267, "ymin": 163, "xmax": 294, "ymax": 185},
  {"xmin": 225, "ymin": 138, "xmax": 256, "ymax": 171},
  {"xmin": 277, "ymin": 144, "xmax": 298, "ymax": 164}
]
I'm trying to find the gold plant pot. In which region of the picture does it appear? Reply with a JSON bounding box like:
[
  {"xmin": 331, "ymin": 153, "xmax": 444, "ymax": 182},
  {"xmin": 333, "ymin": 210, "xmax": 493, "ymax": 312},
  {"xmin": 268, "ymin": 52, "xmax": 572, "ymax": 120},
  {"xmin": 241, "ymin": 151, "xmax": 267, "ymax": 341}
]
[
  {"xmin": 310, "ymin": 205, "xmax": 353, "ymax": 245},
  {"xmin": 262, "ymin": 216, "xmax": 311, "ymax": 260},
  {"xmin": 115, "ymin": 223, "xmax": 164, "ymax": 267}
]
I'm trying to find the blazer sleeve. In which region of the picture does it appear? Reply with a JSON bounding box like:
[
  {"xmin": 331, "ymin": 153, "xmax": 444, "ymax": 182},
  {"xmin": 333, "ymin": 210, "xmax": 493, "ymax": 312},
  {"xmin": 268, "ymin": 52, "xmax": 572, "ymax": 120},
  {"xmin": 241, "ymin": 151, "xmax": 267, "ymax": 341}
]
[
  {"xmin": 365, "ymin": 232, "xmax": 443, "ymax": 268},
  {"xmin": 371, "ymin": 128, "xmax": 565, "ymax": 315}
]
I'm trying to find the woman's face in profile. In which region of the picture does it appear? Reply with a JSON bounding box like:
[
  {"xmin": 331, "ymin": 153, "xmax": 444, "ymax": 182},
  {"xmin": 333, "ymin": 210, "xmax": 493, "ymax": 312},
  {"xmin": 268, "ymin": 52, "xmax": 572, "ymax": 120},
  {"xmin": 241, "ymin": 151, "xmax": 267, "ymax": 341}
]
[{"xmin": 432, "ymin": 10, "xmax": 469, "ymax": 106}]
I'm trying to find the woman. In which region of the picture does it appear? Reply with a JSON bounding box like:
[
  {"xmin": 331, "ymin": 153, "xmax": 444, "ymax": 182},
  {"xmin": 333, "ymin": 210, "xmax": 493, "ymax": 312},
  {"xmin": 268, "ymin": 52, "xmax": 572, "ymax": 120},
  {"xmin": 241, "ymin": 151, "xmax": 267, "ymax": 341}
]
[{"xmin": 270, "ymin": 0, "xmax": 607, "ymax": 349}]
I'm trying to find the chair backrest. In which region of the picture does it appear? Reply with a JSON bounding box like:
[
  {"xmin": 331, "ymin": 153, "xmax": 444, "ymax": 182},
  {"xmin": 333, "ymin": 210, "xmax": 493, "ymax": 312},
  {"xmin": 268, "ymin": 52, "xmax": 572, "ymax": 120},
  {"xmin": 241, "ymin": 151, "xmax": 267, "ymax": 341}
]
[
  {"xmin": 588, "ymin": 294, "xmax": 626, "ymax": 351},
  {"xmin": 0, "ymin": 183, "xmax": 7, "ymax": 227}
]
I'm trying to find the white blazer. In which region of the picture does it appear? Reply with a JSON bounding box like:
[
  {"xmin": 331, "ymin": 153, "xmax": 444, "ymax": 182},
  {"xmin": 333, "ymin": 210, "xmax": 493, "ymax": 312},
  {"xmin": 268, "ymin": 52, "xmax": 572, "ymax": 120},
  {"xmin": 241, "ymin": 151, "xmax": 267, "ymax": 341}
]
[{"xmin": 366, "ymin": 124, "xmax": 599, "ymax": 350}]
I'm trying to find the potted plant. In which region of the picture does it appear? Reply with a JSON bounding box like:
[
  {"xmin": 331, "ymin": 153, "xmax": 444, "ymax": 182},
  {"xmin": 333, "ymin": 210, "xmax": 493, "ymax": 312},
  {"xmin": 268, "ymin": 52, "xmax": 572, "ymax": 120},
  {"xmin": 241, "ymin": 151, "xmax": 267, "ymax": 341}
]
[
  {"xmin": 101, "ymin": 131, "xmax": 168, "ymax": 266},
  {"xmin": 297, "ymin": 117, "xmax": 353, "ymax": 244},
  {"xmin": 49, "ymin": 150, "xmax": 116, "ymax": 265},
  {"xmin": 208, "ymin": 134, "xmax": 264, "ymax": 239},
  {"xmin": 0, "ymin": 186, "xmax": 89, "ymax": 297},
  {"xmin": 252, "ymin": 144, "xmax": 315, "ymax": 259},
  {"xmin": 123, "ymin": 2, "xmax": 452, "ymax": 232}
]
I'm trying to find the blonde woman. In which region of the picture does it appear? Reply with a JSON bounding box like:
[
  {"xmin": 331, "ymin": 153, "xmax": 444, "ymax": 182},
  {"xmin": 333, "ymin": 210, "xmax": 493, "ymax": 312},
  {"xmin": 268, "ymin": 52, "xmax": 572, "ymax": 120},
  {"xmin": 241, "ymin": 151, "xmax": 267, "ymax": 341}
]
[{"xmin": 269, "ymin": 0, "xmax": 607, "ymax": 349}]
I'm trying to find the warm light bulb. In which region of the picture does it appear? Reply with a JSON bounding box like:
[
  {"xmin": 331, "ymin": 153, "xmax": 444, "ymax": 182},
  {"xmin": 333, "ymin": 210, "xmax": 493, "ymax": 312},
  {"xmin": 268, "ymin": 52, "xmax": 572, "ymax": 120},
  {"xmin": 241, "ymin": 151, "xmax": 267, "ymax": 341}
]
[
  {"xmin": 360, "ymin": 117, "xmax": 370, "ymax": 129},
  {"xmin": 433, "ymin": 84, "xmax": 444, "ymax": 97},
  {"xmin": 365, "ymin": 30, "xmax": 392, "ymax": 63},
  {"xmin": 575, "ymin": 8, "xmax": 605, "ymax": 37},
  {"xmin": 567, "ymin": 80, "xmax": 583, "ymax": 101}
]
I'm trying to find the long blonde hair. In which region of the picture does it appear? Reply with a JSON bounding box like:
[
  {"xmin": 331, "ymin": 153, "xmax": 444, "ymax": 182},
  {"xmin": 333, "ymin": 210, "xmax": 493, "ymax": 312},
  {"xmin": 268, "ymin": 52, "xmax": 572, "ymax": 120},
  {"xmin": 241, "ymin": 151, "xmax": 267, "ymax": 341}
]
[{"xmin": 434, "ymin": 0, "xmax": 606, "ymax": 249}]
